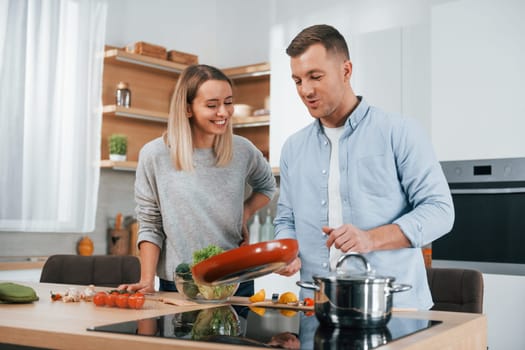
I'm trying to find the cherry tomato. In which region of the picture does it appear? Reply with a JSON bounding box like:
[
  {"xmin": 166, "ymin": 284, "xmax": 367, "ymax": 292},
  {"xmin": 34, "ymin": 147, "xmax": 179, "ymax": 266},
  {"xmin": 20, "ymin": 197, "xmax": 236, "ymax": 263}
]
[
  {"xmin": 303, "ymin": 297, "xmax": 314, "ymax": 307},
  {"xmin": 116, "ymin": 293, "xmax": 129, "ymax": 308},
  {"xmin": 50, "ymin": 292, "xmax": 62, "ymax": 301},
  {"xmin": 105, "ymin": 291, "xmax": 119, "ymax": 307},
  {"xmin": 128, "ymin": 292, "xmax": 145, "ymax": 309},
  {"xmin": 93, "ymin": 292, "xmax": 107, "ymax": 307}
]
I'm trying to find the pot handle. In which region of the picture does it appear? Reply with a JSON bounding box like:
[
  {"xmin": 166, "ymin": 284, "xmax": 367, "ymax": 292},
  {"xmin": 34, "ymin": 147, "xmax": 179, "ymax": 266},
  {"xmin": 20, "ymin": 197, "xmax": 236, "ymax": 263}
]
[
  {"xmin": 296, "ymin": 281, "xmax": 320, "ymax": 291},
  {"xmin": 335, "ymin": 252, "xmax": 372, "ymax": 273},
  {"xmin": 389, "ymin": 283, "xmax": 412, "ymax": 293}
]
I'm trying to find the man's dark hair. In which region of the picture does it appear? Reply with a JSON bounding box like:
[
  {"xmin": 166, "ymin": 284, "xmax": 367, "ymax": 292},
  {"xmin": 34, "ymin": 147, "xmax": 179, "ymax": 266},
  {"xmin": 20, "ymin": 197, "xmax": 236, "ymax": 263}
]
[{"xmin": 286, "ymin": 24, "xmax": 350, "ymax": 60}]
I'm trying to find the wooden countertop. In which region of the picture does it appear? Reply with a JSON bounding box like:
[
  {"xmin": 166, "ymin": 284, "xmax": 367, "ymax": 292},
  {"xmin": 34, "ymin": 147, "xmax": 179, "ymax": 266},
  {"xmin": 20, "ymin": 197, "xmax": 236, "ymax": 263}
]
[
  {"xmin": 0, "ymin": 257, "xmax": 47, "ymax": 271},
  {"xmin": 0, "ymin": 281, "xmax": 487, "ymax": 350}
]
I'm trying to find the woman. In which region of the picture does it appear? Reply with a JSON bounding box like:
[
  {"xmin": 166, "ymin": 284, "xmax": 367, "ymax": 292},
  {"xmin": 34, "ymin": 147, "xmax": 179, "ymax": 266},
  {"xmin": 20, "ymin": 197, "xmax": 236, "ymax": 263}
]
[{"xmin": 121, "ymin": 64, "xmax": 276, "ymax": 296}]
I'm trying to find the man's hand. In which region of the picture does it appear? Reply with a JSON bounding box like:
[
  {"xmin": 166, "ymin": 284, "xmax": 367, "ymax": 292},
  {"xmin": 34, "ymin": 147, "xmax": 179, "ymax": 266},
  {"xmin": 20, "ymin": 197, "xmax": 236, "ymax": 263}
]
[
  {"xmin": 323, "ymin": 224, "xmax": 374, "ymax": 253},
  {"xmin": 275, "ymin": 256, "xmax": 301, "ymax": 276}
]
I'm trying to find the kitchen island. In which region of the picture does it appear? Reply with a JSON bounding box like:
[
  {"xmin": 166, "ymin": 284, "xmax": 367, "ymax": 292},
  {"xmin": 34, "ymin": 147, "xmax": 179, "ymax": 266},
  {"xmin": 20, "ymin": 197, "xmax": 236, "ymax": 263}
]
[{"xmin": 0, "ymin": 282, "xmax": 486, "ymax": 350}]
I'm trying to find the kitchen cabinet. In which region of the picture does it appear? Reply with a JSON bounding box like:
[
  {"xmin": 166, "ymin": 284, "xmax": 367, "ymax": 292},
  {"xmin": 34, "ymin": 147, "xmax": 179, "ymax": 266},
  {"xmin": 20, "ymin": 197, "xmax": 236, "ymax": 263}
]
[{"xmin": 101, "ymin": 48, "xmax": 271, "ymax": 170}]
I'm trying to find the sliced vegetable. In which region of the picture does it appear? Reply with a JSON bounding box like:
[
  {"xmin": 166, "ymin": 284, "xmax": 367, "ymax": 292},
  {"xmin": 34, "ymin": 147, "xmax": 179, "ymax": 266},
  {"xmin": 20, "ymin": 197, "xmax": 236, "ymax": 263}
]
[
  {"xmin": 249, "ymin": 289, "xmax": 266, "ymax": 303},
  {"xmin": 278, "ymin": 291, "xmax": 298, "ymax": 304}
]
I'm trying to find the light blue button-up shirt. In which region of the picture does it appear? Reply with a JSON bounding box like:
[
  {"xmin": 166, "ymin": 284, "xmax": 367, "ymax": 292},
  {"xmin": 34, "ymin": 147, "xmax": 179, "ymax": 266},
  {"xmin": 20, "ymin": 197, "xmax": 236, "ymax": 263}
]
[{"xmin": 274, "ymin": 98, "xmax": 454, "ymax": 309}]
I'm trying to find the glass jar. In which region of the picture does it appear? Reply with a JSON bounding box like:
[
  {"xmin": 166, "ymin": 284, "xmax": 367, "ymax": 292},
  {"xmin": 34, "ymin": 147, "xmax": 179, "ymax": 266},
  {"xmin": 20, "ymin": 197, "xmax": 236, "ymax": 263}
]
[{"xmin": 115, "ymin": 82, "xmax": 131, "ymax": 107}]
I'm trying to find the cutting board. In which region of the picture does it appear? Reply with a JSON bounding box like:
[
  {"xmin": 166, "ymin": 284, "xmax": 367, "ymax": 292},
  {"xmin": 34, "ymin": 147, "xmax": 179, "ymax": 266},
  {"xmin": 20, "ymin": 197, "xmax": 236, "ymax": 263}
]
[{"xmin": 250, "ymin": 301, "xmax": 313, "ymax": 311}]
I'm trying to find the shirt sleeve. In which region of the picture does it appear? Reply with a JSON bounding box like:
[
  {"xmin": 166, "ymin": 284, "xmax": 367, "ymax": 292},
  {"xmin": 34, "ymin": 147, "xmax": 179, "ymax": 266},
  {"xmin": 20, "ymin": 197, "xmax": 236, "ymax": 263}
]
[
  {"xmin": 135, "ymin": 145, "xmax": 166, "ymax": 249},
  {"xmin": 391, "ymin": 118, "xmax": 455, "ymax": 247},
  {"xmin": 274, "ymin": 139, "xmax": 297, "ymax": 240}
]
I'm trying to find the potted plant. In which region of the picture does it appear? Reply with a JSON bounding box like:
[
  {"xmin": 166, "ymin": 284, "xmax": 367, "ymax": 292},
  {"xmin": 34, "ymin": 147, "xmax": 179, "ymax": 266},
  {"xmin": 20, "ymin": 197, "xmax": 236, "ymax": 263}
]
[{"xmin": 108, "ymin": 134, "xmax": 127, "ymax": 161}]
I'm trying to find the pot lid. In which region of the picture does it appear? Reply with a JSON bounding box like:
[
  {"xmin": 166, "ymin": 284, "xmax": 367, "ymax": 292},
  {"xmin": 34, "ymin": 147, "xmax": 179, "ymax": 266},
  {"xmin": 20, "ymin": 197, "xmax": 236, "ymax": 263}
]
[
  {"xmin": 313, "ymin": 252, "xmax": 396, "ymax": 283},
  {"xmin": 314, "ymin": 271, "xmax": 396, "ymax": 284}
]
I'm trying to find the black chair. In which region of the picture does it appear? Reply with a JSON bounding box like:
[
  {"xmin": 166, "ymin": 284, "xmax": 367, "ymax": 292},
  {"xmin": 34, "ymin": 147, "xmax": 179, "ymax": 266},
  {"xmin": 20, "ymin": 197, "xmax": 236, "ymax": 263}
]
[
  {"xmin": 40, "ymin": 254, "xmax": 140, "ymax": 288},
  {"xmin": 426, "ymin": 267, "xmax": 484, "ymax": 313}
]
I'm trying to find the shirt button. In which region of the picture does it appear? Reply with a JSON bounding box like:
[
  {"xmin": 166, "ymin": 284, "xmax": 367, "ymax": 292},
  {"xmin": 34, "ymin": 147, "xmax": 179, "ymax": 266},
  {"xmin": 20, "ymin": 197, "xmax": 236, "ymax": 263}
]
[
  {"xmin": 417, "ymin": 223, "xmax": 423, "ymax": 231},
  {"xmin": 321, "ymin": 200, "xmax": 326, "ymax": 206},
  {"xmin": 322, "ymin": 169, "xmax": 327, "ymax": 175},
  {"xmin": 324, "ymin": 141, "xmax": 328, "ymax": 145},
  {"xmin": 322, "ymin": 262, "xmax": 328, "ymax": 268}
]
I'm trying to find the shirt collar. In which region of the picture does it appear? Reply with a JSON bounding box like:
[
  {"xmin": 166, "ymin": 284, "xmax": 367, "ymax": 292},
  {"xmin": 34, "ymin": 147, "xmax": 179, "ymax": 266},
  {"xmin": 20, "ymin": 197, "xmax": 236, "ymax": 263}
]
[
  {"xmin": 346, "ymin": 96, "xmax": 369, "ymax": 130},
  {"xmin": 314, "ymin": 96, "xmax": 369, "ymax": 134}
]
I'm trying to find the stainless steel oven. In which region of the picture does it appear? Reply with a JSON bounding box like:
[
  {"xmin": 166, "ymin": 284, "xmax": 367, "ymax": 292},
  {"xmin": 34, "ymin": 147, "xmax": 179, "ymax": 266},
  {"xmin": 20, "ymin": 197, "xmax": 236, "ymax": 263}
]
[{"xmin": 433, "ymin": 157, "xmax": 525, "ymax": 275}]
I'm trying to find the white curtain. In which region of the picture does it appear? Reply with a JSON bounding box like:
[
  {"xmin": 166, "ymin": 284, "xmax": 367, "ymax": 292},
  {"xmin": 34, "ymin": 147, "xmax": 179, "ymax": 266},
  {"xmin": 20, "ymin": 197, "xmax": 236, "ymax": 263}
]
[{"xmin": 0, "ymin": 0, "xmax": 108, "ymax": 232}]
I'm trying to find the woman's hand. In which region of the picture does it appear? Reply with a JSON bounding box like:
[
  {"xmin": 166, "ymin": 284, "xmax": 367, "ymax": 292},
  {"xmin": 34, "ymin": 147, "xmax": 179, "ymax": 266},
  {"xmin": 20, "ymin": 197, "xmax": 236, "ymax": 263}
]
[
  {"xmin": 240, "ymin": 222, "xmax": 250, "ymax": 246},
  {"xmin": 118, "ymin": 280, "xmax": 156, "ymax": 294}
]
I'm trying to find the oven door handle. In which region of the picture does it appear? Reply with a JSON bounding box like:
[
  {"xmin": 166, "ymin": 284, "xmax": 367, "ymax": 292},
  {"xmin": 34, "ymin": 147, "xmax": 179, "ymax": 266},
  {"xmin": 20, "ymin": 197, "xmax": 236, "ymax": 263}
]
[{"xmin": 451, "ymin": 187, "xmax": 525, "ymax": 194}]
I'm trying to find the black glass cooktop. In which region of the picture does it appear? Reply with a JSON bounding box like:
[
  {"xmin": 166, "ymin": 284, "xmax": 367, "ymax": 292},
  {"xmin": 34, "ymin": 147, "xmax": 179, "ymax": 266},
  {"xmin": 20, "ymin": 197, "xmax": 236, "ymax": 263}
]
[{"xmin": 88, "ymin": 305, "xmax": 441, "ymax": 349}]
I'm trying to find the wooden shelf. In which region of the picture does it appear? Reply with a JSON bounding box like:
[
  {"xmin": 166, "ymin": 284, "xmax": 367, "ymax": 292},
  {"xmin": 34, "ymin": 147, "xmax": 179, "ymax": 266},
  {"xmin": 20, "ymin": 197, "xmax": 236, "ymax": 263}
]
[
  {"xmin": 232, "ymin": 115, "xmax": 269, "ymax": 128},
  {"xmin": 102, "ymin": 105, "xmax": 168, "ymax": 123},
  {"xmin": 103, "ymin": 105, "xmax": 269, "ymax": 127},
  {"xmin": 100, "ymin": 160, "xmax": 138, "ymax": 171},
  {"xmin": 104, "ymin": 49, "xmax": 188, "ymax": 76},
  {"xmin": 222, "ymin": 62, "xmax": 270, "ymax": 79}
]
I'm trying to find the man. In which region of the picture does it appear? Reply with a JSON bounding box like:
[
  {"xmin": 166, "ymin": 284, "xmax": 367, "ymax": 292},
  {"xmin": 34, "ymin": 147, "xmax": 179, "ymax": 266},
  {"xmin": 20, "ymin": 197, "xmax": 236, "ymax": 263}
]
[{"xmin": 274, "ymin": 24, "xmax": 454, "ymax": 309}]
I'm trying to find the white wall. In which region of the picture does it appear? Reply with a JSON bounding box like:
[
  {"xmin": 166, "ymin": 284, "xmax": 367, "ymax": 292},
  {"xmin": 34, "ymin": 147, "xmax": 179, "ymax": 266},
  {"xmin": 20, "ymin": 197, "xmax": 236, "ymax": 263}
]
[
  {"xmin": 105, "ymin": 0, "xmax": 270, "ymax": 68},
  {"xmin": 431, "ymin": 0, "xmax": 525, "ymax": 161},
  {"xmin": 268, "ymin": 0, "xmax": 431, "ymax": 166}
]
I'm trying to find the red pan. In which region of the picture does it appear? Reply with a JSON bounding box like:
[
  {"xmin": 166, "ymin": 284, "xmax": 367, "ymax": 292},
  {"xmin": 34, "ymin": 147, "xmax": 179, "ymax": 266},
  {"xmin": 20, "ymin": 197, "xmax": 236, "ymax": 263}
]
[{"xmin": 192, "ymin": 239, "xmax": 299, "ymax": 286}]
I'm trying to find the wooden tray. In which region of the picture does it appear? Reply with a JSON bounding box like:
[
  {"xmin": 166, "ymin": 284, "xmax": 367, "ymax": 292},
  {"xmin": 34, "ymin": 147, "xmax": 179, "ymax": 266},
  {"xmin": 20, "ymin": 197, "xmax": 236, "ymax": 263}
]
[{"xmin": 250, "ymin": 301, "xmax": 313, "ymax": 311}]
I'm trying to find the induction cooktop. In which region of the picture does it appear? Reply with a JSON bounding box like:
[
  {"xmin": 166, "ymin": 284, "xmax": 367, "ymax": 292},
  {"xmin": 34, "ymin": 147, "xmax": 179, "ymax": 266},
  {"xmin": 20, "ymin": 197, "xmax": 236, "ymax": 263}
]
[{"xmin": 88, "ymin": 305, "xmax": 442, "ymax": 349}]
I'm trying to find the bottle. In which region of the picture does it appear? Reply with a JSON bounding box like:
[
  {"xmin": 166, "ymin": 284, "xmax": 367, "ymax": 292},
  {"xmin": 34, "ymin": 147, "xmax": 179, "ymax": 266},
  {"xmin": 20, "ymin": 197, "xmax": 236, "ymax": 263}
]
[
  {"xmin": 422, "ymin": 244, "xmax": 432, "ymax": 268},
  {"xmin": 115, "ymin": 82, "xmax": 131, "ymax": 107},
  {"xmin": 259, "ymin": 209, "xmax": 275, "ymax": 242},
  {"xmin": 77, "ymin": 236, "xmax": 94, "ymax": 256},
  {"xmin": 249, "ymin": 212, "xmax": 261, "ymax": 244}
]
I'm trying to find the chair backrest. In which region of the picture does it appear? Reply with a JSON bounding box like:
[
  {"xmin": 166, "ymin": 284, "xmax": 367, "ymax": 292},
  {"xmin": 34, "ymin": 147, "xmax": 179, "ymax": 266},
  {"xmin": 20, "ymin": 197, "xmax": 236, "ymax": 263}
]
[
  {"xmin": 426, "ymin": 267, "xmax": 484, "ymax": 313},
  {"xmin": 40, "ymin": 254, "xmax": 140, "ymax": 287}
]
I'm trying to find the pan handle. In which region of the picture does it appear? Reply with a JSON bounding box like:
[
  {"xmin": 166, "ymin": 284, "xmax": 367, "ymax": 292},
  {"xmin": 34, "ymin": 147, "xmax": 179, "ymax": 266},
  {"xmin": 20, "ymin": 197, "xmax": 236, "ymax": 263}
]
[
  {"xmin": 296, "ymin": 281, "xmax": 320, "ymax": 291},
  {"xmin": 389, "ymin": 283, "xmax": 412, "ymax": 293}
]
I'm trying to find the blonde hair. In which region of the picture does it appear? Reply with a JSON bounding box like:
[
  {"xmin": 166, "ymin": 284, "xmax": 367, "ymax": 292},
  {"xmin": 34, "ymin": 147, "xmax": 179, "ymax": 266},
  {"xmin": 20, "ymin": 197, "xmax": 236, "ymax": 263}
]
[{"xmin": 166, "ymin": 65, "xmax": 233, "ymax": 171}]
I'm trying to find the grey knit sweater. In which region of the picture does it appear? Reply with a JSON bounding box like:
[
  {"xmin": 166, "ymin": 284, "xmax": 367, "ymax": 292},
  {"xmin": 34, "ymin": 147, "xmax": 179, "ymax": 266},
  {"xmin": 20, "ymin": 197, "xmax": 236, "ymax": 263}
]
[{"xmin": 135, "ymin": 135, "xmax": 276, "ymax": 281}]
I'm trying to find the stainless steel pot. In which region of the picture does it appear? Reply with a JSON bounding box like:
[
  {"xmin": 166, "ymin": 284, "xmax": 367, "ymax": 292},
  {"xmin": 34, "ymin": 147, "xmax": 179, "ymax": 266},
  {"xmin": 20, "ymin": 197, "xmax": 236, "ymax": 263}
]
[{"xmin": 297, "ymin": 253, "xmax": 411, "ymax": 328}]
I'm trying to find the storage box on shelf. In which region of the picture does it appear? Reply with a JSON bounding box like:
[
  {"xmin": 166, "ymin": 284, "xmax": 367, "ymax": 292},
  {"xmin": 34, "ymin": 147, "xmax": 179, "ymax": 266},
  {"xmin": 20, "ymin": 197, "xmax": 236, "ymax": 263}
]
[{"xmin": 101, "ymin": 49, "xmax": 271, "ymax": 170}]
